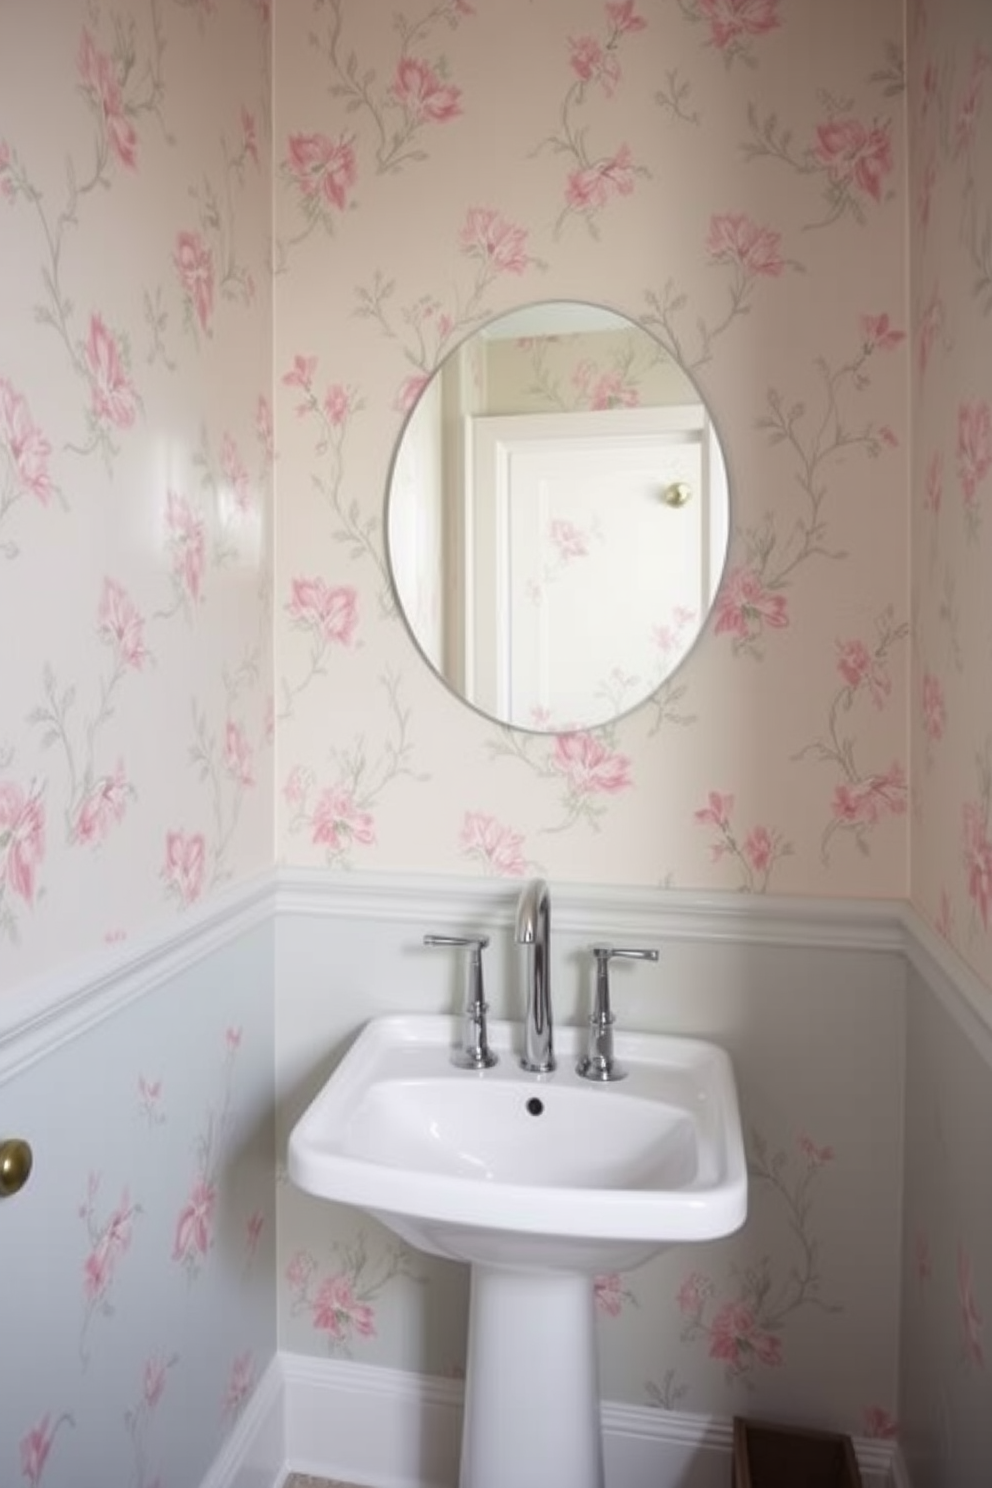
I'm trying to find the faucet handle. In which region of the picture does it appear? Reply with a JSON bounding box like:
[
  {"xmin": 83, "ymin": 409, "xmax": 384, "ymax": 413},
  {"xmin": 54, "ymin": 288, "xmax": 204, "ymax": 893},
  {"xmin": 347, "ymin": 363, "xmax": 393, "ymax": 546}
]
[
  {"xmin": 577, "ymin": 944, "xmax": 659, "ymax": 1083},
  {"xmin": 423, "ymin": 933, "xmax": 497, "ymax": 1070}
]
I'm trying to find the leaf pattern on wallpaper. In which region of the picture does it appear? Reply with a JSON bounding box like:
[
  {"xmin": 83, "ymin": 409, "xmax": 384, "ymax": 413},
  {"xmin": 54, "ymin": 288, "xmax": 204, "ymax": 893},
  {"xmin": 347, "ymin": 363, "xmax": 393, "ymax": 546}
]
[
  {"xmin": 171, "ymin": 1026, "xmax": 242, "ymax": 1284},
  {"xmin": 675, "ymin": 1130, "xmax": 841, "ymax": 1386},
  {"xmin": 642, "ymin": 211, "xmax": 798, "ymax": 375},
  {"xmin": 644, "ymin": 1368, "xmax": 689, "ymax": 1413},
  {"xmin": 793, "ymin": 607, "xmax": 908, "ymax": 865},
  {"xmin": 187, "ymin": 703, "xmax": 256, "ymax": 894},
  {"xmin": 655, "ymin": 68, "xmax": 701, "ymax": 128},
  {"xmin": 715, "ymin": 313, "xmax": 903, "ymax": 659},
  {"xmin": 354, "ymin": 205, "xmax": 545, "ymax": 412},
  {"xmin": 17, "ymin": 1411, "xmax": 75, "ymax": 1488},
  {"xmin": 313, "ymin": 0, "xmax": 471, "ymax": 176},
  {"xmin": 458, "ymin": 811, "xmax": 538, "ymax": 878},
  {"xmin": 0, "ymin": 376, "xmax": 63, "ymax": 561},
  {"xmin": 742, "ymin": 92, "xmax": 897, "ymax": 231},
  {"xmin": 79, "ymin": 1173, "xmax": 143, "ymax": 1367},
  {"xmin": 280, "ymin": 576, "xmax": 359, "ymax": 720},
  {"xmin": 0, "ymin": 774, "xmax": 46, "ymax": 944},
  {"xmin": 961, "ymin": 739, "xmax": 992, "ymax": 939},
  {"xmin": 532, "ymin": 0, "xmax": 648, "ymax": 240},
  {"xmin": 283, "ymin": 671, "xmax": 427, "ymax": 865},
  {"xmin": 285, "ymin": 1227, "xmax": 423, "ymax": 1358},
  {"xmin": 957, "ymin": 398, "xmax": 992, "ymax": 542},
  {"xmin": 675, "ymin": 0, "xmax": 781, "ymax": 71},
  {"xmin": 0, "ymin": 14, "xmax": 168, "ymax": 469},
  {"xmin": 486, "ymin": 726, "xmax": 633, "ymax": 836},
  {"xmin": 173, "ymin": 105, "xmax": 261, "ymax": 344},
  {"xmin": 694, "ymin": 790, "xmax": 793, "ymax": 892},
  {"xmin": 222, "ymin": 1350, "xmax": 257, "ymax": 1423},
  {"xmin": 125, "ymin": 1354, "xmax": 178, "ymax": 1488},
  {"xmin": 917, "ymin": 42, "xmax": 992, "ymax": 312},
  {"xmin": 281, "ymin": 355, "xmax": 393, "ymax": 609},
  {"xmin": 28, "ymin": 578, "xmax": 149, "ymax": 850}
]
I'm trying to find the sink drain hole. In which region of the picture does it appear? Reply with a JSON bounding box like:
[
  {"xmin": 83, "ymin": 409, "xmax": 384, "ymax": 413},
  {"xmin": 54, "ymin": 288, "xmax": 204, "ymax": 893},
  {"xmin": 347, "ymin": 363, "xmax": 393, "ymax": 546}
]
[{"xmin": 526, "ymin": 1097, "xmax": 545, "ymax": 1116}]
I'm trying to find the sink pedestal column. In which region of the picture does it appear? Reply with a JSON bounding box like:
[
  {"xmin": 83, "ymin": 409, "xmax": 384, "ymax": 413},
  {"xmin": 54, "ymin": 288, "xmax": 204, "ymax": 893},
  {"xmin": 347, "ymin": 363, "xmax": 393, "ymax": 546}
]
[{"xmin": 460, "ymin": 1265, "xmax": 604, "ymax": 1488}]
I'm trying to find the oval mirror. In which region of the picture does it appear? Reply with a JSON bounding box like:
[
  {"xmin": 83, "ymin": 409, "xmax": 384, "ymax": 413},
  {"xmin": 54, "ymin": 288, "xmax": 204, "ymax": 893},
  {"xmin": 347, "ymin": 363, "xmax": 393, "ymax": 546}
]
[{"xmin": 386, "ymin": 300, "xmax": 730, "ymax": 733}]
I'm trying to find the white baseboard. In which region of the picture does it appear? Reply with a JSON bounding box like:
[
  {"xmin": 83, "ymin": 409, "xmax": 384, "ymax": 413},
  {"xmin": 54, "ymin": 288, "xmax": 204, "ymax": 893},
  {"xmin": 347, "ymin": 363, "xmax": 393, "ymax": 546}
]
[
  {"xmin": 200, "ymin": 1354, "xmax": 284, "ymax": 1488},
  {"xmin": 211, "ymin": 1354, "xmax": 900, "ymax": 1488}
]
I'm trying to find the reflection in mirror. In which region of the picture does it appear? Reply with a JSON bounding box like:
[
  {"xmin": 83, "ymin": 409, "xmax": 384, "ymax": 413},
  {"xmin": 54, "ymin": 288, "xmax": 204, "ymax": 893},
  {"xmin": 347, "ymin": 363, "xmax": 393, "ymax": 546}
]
[{"xmin": 386, "ymin": 301, "xmax": 730, "ymax": 733}]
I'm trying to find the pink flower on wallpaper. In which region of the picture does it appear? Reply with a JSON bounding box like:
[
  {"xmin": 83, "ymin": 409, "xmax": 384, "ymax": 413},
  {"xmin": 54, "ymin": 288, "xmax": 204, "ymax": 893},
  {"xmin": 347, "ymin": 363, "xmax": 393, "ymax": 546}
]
[
  {"xmin": 963, "ymin": 802, "xmax": 992, "ymax": 930},
  {"xmin": 607, "ymin": 0, "xmax": 647, "ymax": 33},
  {"xmin": 172, "ymin": 1178, "xmax": 217, "ymax": 1265},
  {"xmin": 743, "ymin": 825, "xmax": 774, "ymax": 875},
  {"xmin": 695, "ymin": 790, "xmax": 733, "ymax": 833},
  {"xmin": 565, "ymin": 145, "xmax": 636, "ymax": 212},
  {"xmin": 924, "ymin": 451, "xmax": 943, "ymax": 515},
  {"xmin": 550, "ymin": 732, "xmax": 632, "ymax": 796},
  {"xmin": 283, "ymin": 353, "xmax": 317, "ymax": 394},
  {"xmin": 312, "ymin": 1273, "xmax": 376, "ymax": 1343},
  {"xmin": 832, "ymin": 766, "xmax": 907, "ymax": 828},
  {"xmin": 0, "ymin": 780, "xmax": 46, "ymax": 906},
  {"xmin": 323, "ymin": 384, "xmax": 357, "ymax": 427},
  {"xmin": 0, "ymin": 376, "xmax": 53, "ymax": 504},
  {"xmin": 71, "ymin": 762, "xmax": 130, "ymax": 845},
  {"xmin": 284, "ymin": 131, "xmax": 358, "ymax": 212},
  {"xmin": 921, "ymin": 672, "xmax": 945, "ymax": 743},
  {"xmin": 283, "ymin": 764, "xmax": 313, "ymax": 810},
  {"xmin": 222, "ymin": 720, "xmax": 254, "ymax": 787},
  {"xmin": 162, "ymin": 830, "xmax": 206, "ymax": 906},
  {"xmin": 19, "ymin": 1413, "xmax": 73, "ymax": 1487},
  {"xmin": 953, "ymin": 46, "xmax": 991, "ymax": 158},
  {"xmin": 706, "ymin": 213, "xmax": 784, "ymax": 277},
  {"xmin": 797, "ymin": 1134, "xmax": 834, "ymax": 1167},
  {"xmin": 593, "ymin": 1273, "xmax": 630, "ymax": 1317},
  {"xmin": 223, "ymin": 1351, "xmax": 256, "ymax": 1420},
  {"xmin": 812, "ymin": 116, "xmax": 893, "ymax": 203},
  {"xmin": 85, "ymin": 314, "xmax": 138, "ymax": 430},
  {"xmin": 311, "ymin": 787, "xmax": 375, "ymax": 851},
  {"xmin": 569, "ymin": 36, "xmax": 621, "ymax": 96},
  {"xmin": 917, "ymin": 286, "xmax": 944, "ymax": 375},
  {"xmin": 698, "ymin": 0, "xmax": 780, "ymax": 51},
  {"xmin": 549, "ymin": 518, "xmax": 588, "ymax": 560},
  {"xmin": 78, "ymin": 28, "xmax": 138, "ymax": 170},
  {"xmin": 676, "ymin": 1271, "xmax": 714, "ymax": 1314},
  {"xmin": 246, "ymin": 1210, "xmax": 264, "ymax": 1262},
  {"xmin": 395, "ymin": 373, "xmax": 431, "ymax": 414},
  {"xmin": 97, "ymin": 577, "xmax": 147, "ymax": 670},
  {"xmin": 863, "ymin": 1406, "xmax": 898, "ymax": 1439},
  {"xmin": 390, "ymin": 57, "xmax": 462, "ymax": 123},
  {"xmin": 221, "ymin": 433, "xmax": 251, "ymax": 512},
  {"xmin": 165, "ymin": 490, "xmax": 206, "ymax": 606},
  {"xmin": 860, "ymin": 312, "xmax": 905, "ymax": 353},
  {"xmin": 713, "ymin": 566, "xmax": 788, "ymax": 644},
  {"xmin": 958, "ymin": 1243, "xmax": 985, "ymax": 1367},
  {"xmin": 256, "ymin": 395, "xmax": 273, "ymax": 463},
  {"xmin": 573, "ymin": 363, "xmax": 638, "ymax": 410},
  {"xmin": 459, "ymin": 207, "xmax": 532, "ymax": 275},
  {"xmin": 459, "ymin": 811, "xmax": 527, "ymax": 876},
  {"xmin": 174, "ymin": 230, "xmax": 215, "ymax": 336},
  {"xmin": 917, "ymin": 156, "xmax": 936, "ymax": 231},
  {"xmin": 956, "ymin": 400, "xmax": 992, "ymax": 507},
  {"xmin": 286, "ymin": 576, "xmax": 358, "ymax": 646},
  {"xmin": 143, "ymin": 1357, "xmax": 168, "ymax": 1411},
  {"xmin": 708, "ymin": 1301, "xmax": 783, "ymax": 1369},
  {"xmin": 84, "ymin": 1186, "xmax": 136, "ymax": 1300},
  {"xmin": 836, "ymin": 638, "xmax": 891, "ymax": 707}
]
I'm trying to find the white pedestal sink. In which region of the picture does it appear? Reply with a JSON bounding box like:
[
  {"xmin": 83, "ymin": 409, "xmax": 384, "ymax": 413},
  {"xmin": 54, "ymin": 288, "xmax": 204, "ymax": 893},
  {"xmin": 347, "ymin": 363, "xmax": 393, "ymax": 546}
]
[{"xmin": 288, "ymin": 1016, "xmax": 747, "ymax": 1488}]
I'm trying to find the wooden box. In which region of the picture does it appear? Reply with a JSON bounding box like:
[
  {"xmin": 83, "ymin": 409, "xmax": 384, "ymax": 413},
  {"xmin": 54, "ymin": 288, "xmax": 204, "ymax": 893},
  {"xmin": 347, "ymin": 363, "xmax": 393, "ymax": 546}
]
[{"xmin": 732, "ymin": 1417, "xmax": 863, "ymax": 1488}]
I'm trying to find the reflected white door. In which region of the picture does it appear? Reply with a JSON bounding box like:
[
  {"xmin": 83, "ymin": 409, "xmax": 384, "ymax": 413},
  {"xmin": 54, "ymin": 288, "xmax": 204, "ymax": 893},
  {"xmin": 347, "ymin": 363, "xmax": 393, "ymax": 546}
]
[{"xmin": 470, "ymin": 407, "xmax": 711, "ymax": 729}]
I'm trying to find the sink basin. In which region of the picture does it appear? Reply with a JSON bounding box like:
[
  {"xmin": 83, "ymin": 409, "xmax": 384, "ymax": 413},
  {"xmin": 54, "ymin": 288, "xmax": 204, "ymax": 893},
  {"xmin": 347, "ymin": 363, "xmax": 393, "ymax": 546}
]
[
  {"xmin": 289, "ymin": 1014, "xmax": 746, "ymax": 1272},
  {"xmin": 289, "ymin": 1013, "xmax": 747, "ymax": 1488}
]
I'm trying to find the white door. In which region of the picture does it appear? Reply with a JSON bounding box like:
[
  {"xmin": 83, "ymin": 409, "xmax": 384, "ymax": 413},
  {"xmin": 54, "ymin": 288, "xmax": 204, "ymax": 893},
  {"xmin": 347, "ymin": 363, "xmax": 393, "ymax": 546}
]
[{"xmin": 469, "ymin": 407, "xmax": 714, "ymax": 730}]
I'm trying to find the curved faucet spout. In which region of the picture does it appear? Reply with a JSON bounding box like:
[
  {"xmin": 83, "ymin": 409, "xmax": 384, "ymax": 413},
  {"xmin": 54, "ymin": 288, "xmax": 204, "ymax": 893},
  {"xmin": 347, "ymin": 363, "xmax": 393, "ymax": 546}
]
[{"xmin": 515, "ymin": 878, "xmax": 555, "ymax": 1073}]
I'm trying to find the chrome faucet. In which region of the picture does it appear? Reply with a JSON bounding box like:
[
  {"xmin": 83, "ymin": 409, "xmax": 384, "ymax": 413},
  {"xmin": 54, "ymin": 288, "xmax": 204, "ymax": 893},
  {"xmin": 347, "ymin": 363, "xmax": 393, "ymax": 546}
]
[{"xmin": 515, "ymin": 878, "xmax": 555, "ymax": 1073}]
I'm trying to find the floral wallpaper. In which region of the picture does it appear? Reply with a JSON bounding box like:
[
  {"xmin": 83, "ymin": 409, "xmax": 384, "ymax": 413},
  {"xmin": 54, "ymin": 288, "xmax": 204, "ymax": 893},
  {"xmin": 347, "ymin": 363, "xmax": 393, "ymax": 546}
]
[
  {"xmin": 0, "ymin": 0, "xmax": 273, "ymax": 995},
  {"xmin": 901, "ymin": 0, "xmax": 992, "ymax": 1480},
  {"xmin": 273, "ymin": 0, "xmax": 909, "ymax": 903}
]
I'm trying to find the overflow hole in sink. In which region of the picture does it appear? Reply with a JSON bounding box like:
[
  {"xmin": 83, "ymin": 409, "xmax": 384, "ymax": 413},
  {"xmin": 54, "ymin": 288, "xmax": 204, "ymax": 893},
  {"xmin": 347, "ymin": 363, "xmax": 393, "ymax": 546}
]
[{"xmin": 525, "ymin": 1097, "xmax": 545, "ymax": 1117}]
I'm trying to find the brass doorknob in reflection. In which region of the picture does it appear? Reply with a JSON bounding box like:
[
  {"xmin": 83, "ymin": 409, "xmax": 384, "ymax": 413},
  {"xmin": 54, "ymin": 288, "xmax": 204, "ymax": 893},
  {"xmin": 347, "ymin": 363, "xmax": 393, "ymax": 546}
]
[{"xmin": 0, "ymin": 1139, "xmax": 33, "ymax": 1197}]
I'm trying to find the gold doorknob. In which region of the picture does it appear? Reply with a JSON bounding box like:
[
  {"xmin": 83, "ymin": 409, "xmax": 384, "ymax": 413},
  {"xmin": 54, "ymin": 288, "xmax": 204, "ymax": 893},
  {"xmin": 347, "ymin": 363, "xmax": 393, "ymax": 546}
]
[
  {"xmin": 0, "ymin": 1139, "xmax": 33, "ymax": 1197},
  {"xmin": 662, "ymin": 481, "xmax": 692, "ymax": 508}
]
